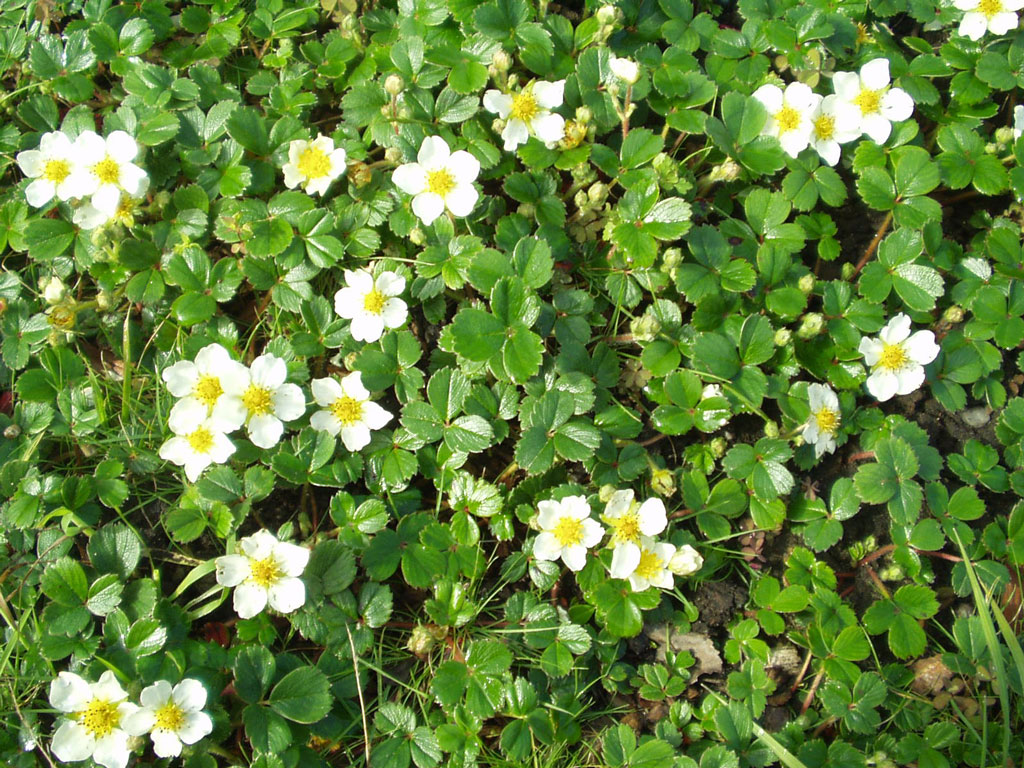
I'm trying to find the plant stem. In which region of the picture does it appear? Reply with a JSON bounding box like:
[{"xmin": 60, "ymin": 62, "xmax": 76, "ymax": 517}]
[{"xmin": 851, "ymin": 211, "xmax": 893, "ymax": 278}]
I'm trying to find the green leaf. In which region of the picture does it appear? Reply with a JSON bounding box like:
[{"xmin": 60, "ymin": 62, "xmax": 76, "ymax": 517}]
[
  {"xmin": 41, "ymin": 557, "xmax": 88, "ymax": 606},
  {"xmin": 269, "ymin": 666, "xmax": 333, "ymax": 723},
  {"xmin": 451, "ymin": 308, "xmax": 505, "ymax": 361},
  {"xmin": 26, "ymin": 219, "xmax": 75, "ymax": 261},
  {"xmin": 233, "ymin": 645, "xmax": 277, "ymax": 703},
  {"xmin": 87, "ymin": 524, "xmax": 142, "ymax": 578}
]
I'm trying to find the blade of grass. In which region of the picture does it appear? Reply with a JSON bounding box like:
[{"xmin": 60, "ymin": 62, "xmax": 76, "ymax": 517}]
[{"xmin": 704, "ymin": 688, "xmax": 809, "ymax": 768}]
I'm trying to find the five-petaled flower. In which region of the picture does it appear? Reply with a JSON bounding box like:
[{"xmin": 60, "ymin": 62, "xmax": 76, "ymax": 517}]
[
  {"xmin": 833, "ymin": 58, "xmax": 914, "ymax": 145},
  {"xmin": 159, "ymin": 410, "xmax": 236, "ymax": 483},
  {"xmin": 215, "ymin": 353, "xmax": 307, "ymax": 449},
  {"xmin": 483, "ymin": 80, "xmax": 567, "ymax": 151},
  {"xmin": 310, "ymin": 371, "xmax": 393, "ymax": 451},
  {"xmin": 859, "ymin": 313, "xmax": 940, "ymax": 402},
  {"xmin": 392, "ymin": 136, "xmax": 480, "ymax": 226},
  {"xmin": 122, "ymin": 679, "xmax": 214, "ymax": 759},
  {"xmin": 16, "ymin": 131, "xmax": 84, "ymax": 207},
  {"xmin": 751, "ymin": 81, "xmax": 820, "ymax": 158},
  {"xmin": 610, "ymin": 536, "xmax": 678, "ymax": 591},
  {"xmin": 162, "ymin": 343, "xmax": 250, "ymax": 432},
  {"xmin": 215, "ymin": 529, "xmax": 310, "ymax": 619},
  {"xmin": 73, "ymin": 130, "xmax": 148, "ymax": 216},
  {"xmin": 803, "ymin": 383, "xmax": 842, "ymax": 458},
  {"xmin": 533, "ymin": 495, "xmax": 605, "ymax": 571},
  {"xmin": 955, "ymin": 0, "xmax": 1024, "ymax": 40},
  {"xmin": 807, "ymin": 95, "xmax": 862, "ymax": 166},
  {"xmin": 49, "ymin": 671, "xmax": 139, "ymax": 768},
  {"xmin": 283, "ymin": 134, "xmax": 347, "ymax": 196},
  {"xmin": 334, "ymin": 267, "xmax": 408, "ymax": 342},
  {"xmin": 603, "ymin": 490, "xmax": 668, "ymax": 576}
]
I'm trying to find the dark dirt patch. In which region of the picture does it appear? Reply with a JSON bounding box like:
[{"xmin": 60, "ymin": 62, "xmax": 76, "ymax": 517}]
[{"xmin": 693, "ymin": 579, "xmax": 748, "ymax": 629}]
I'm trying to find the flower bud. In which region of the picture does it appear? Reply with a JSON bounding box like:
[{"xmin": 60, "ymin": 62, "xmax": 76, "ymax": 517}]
[
  {"xmin": 4, "ymin": 424, "xmax": 21, "ymax": 439},
  {"xmin": 348, "ymin": 160, "xmax": 373, "ymax": 188},
  {"xmin": 609, "ymin": 56, "xmax": 640, "ymax": 85},
  {"xmin": 575, "ymin": 106, "xmax": 593, "ymax": 124},
  {"xmin": 944, "ymin": 305, "xmax": 965, "ymax": 323},
  {"xmin": 384, "ymin": 147, "xmax": 403, "ymax": 164},
  {"xmin": 878, "ymin": 563, "xmax": 906, "ymax": 581},
  {"xmin": 796, "ymin": 312, "xmax": 825, "ymax": 339},
  {"xmin": 588, "ymin": 182, "xmax": 609, "ymax": 206},
  {"xmin": 409, "ymin": 227, "xmax": 426, "ymax": 246},
  {"xmin": 492, "ymin": 50, "xmax": 512, "ymax": 74},
  {"xmin": 840, "ymin": 262, "xmax": 856, "ymax": 280},
  {"xmin": 407, "ymin": 625, "xmax": 437, "ymax": 655},
  {"xmin": 491, "ymin": 118, "xmax": 506, "ymax": 135},
  {"xmin": 707, "ymin": 159, "xmax": 742, "ymax": 184},
  {"xmin": 599, "ymin": 484, "xmax": 618, "ymax": 503},
  {"xmin": 650, "ymin": 466, "xmax": 676, "ymax": 497},
  {"xmin": 596, "ymin": 5, "xmax": 619, "ymax": 25},
  {"xmin": 668, "ymin": 544, "xmax": 703, "ymax": 575},
  {"xmin": 764, "ymin": 420, "xmax": 779, "ymax": 438},
  {"xmin": 662, "ymin": 248, "xmax": 682, "ymax": 269},
  {"xmin": 384, "ymin": 74, "xmax": 404, "ymax": 96},
  {"xmin": 710, "ymin": 437, "xmax": 727, "ymax": 458},
  {"xmin": 630, "ymin": 314, "xmax": 660, "ymax": 342},
  {"xmin": 41, "ymin": 276, "xmax": 67, "ymax": 305},
  {"xmin": 774, "ymin": 328, "xmax": 792, "ymax": 346},
  {"xmin": 96, "ymin": 290, "xmax": 112, "ymax": 312},
  {"xmin": 559, "ymin": 120, "xmax": 587, "ymax": 150},
  {"xmin": 574, "ymin": 190, "xmax": 589, "ymax": 210},
  {"xmin": 984, "ymin": 142, "xmax": 999, "ymax": 155},
  {"xmin": 995, "ymin": 126, "xmax": 1015, "ymax": 145},
  {"xmin": 517, "ymin": 202, "xmax": 536, "ymax": 219},
  {"xmin": 798, "ymin": 274, "xmax": 816, "ymax": 294}
]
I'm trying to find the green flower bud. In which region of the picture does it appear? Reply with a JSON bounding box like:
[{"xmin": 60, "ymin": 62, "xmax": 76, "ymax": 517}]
[
  {"xmin": 630, "ymin": 314, "xmax": 661, "ymax": 342},
  {"xmin": 588, "ymin": 182, "xmax": 609, "ymax": 205},
  {"xmin": 491, "ymin": 50, "xmax": 512, "ymax": 73},
  {"xmin": 518, "ymin": 202, "xmax": 536, "ymax": 219},
  {"xmin": 841, "ymin": 262, "xmax": 856, "ymax": 280},
  {"xmin": 662, "ymin": 248, "xmax": 683, "ymax": 269},
  {"xmin": 995, "ymin": 126, "xmax": 1015, "ymax": 145},
  {"xmin": 384, "ymin": 74, "xmax": 404, "ymax": 96},
  {"xmin": 409, "ymin": 227, "xmax": 426, "ymax": 246},
  {"xmin": 385, "ymin": 146, "xmax": 403, "ymax": 164},
  {"xmin": 764, "ymin": 420, "xmax": 779, "ymax": 438},
  {"xmin": 651, "ymin": 466, "xmax": 676, "ymax": 497},
  {"xmin": 575, "ymin": 106, "xmax": 593, "ymax": 124},
  {"xmin": 796, "ymin": 312, "xmax": 825, "ymax": 339},
  {"xmin": 407, "ymin": 625, "xmax": 437, "ymax": 655},
  {"xmin": 706, "ymin": 159, "xmax": 741, "ymax": 184},
  {"xmin": 710, "ymin": 437, "xmax": 727, "ymax": 458},
  {"xmin": 798, "ymin": 274, "xmax": 816, "ymax": 294},
  {"xmin": 774, "ymin": 328, "xmax": 792, "ymax": 346},
  {"xmin": 596, "ymin": 4, "xmax": 619, "ymax": 24},
  {"xmin": 944, "ymin": 305, "xmax": 964, "ymax": 323},
  {"xmin": 574, "ymin": 190, "xmax": 589, "ymax": 210},
  {"xmin": 4, "ymin": 424, "xmax": 21, "ymax": 439},
  {"xmin": 96, "ymin": 290, "xmax": 112, "ymax": 312}
]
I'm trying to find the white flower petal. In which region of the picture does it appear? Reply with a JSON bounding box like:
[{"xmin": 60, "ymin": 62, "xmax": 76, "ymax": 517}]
[
  {"xmin": 637, "ymin": 498, "xmax": 667, "ymax": 536},
  {"xmin": 443, "ymin": 184, "xmax": 478, "ymax": 218},
  {"xmin": 217, "ymin": 555, "xmax": 252, "ymax": 589},
  {"xmin": 604, "ymin": 489, "xmax": 635, "ymax": 518},
  {"xmin": 860, "ymin": 58, "xmax": 891, "ymax": 90},
  {"xmin": 533, "ymin": 531, "xmax": 563, "ymax": 561},
  {"xmin": 248, "ymin": 414, "xmax": 284, "ymax": 449},
  {"xmin": 832, "ymin": 71, "xmax": 861, "ymax": 100},
  {"xmin": 989, "ymin": 10, "xmax": 1019, "ymax": 34},
  {"xmin": 895, "ymin": 366, "xmax": 926, "ymax": 396},
  {"xmin": 859, "ymin": 337, "xmax": 884, "ymax": 366},
  {"xmin": 532, "ymin": 80, "xmax": 565, "ymax": 109},
  {"xmin": 361, "ymin": 401, "xmax": 393, "ymax": 431},
  {"xmin": 310, "ymin": 410, "xmax": 341, "ymax": 435},
  {"xmin": 417, "ymin": 135, "xmax": 451, "ymax": 169},
  {"xmin": 562, "ymin": 544, "xmax": 588, "ymax": 572},
  {"xmin": 121, "ymin": 708, "xmax": 157, "ymax": 736},
  {"xmin": 860, "ymin": 113, "xmax": 892, "ymax": 145},
  {"xmin": 351, "ymin": 312, "xmax": 386, "ymax": 342},
  {"xmin": 752, "ymin": 84, "xmax": 784, "ymax": 114},
  {"xmin": 581, "ymin": 518, "xmax": 606, "ymax": 547},
  {"xmin": 17, "ymin": 149, "xmax": 44, "ymax": 177},
  {"xmin": 162, "ymin": 360, "xmax": 198, "ymax": 396},
  {"xmin": 340, "ymin": 424, "xmax": 372, "ymax": 452},
  {"xmin": 273, "ymin": 384, "xmax": 306, "ymax": 422},
  {"xmin": 159, "ymin": 436, "xmax": 191, "ymax": 465},
  {"xmin": 177, "ymin": 710, "xmax": 213, "ymax": 744},
  {"xmin": 25, "ymin": 178, "xmax": 56, "ymax": 207},
  {"xmin": 92, "ymin": 671, "xmax": 127, "ymax": 703},
  {"xmin": 412, "ymin": 191, "xmax": 446, "ymax": 225},
  {"xmin": 249, "ymin": 354, "xmax": 287, "ymax": 389},
  {"xmin": 151, "ymin": 730, "xmax": 183, "ymax": 759},
  {"xmin": 537, "ymin": 500, "xmax": 563, "ymax": 530},
  {"xmin": 233, "ymin": 583, "xmax": 269, "ymax": 619},
  {"xmin": 139, "ymin": 680, "xmax": 173, "ymax": 709},
  {"xmin": 447, "ymin": 150, "xmax": 480, "ymax": 184},
  {"xmin": 880, "ymin": 88, "xmax": 914, "ymax": 122},
  {"xmin": 905, "ymin": 330, "xmax": 939, "ymax": 364},
  {"xmin": 50, "ymin": 672, "xmax": 92, "ymax": 712},
  {"xmin": 866, "ymin": 369, "xmax": 900, "ymax": 401},
  {"xmin": 529, "ymin": 112, "xmax": 566, "ymax": 144},
  {"xmin": 91, "ymin": 731, "xmax": 131, "ymax": 768},
  {"xmin": 502, "ymin": 119, "xmax": 530, "ymax": 150},
  {"xmin": 340, "ymin": 372, "xmax": 369, "ymax": 400},
  {"xmin": 334, "ymin": 286, "xmax": 363, "ymax": 319},
  {"xmin": 483, "ymin": 90, "xmax": 514, "ymax": 117},
  {"xmin": 51, "ymin": 721, "xmax": 95, "ymax": 762},
  {"xmin": 380, "ymin": 298, "xmax": 408, "ymax": 329},
  {"xmin": 610, "ymin": 542, "xmax": 641, "ymax": 579},
  {"xmin": 779, "ymin": 130, "xmax": 810, "ymax": 157},
  {"xmin": 106, "ymin": 131, "xmax": 138, "ymax": 163},
  {"xmin": 91, "ymin": 184, "xmax": 122, "ymax": 216},
  {"xmin": 784, "ymin": 81, "xmax": 816, "ymax": 110},
  {"xmin": 240, "ymin": 529, "xmax": 277, "ymax": 560},
  {"xmin": 375, "ymin": 271, "xmax": 406, "ymax": 296},
  {"xmin": 392, "ymin": 162, "xmax": 427, "ymax": 195},
  {"xmin": 311, "ymin": 377, "xmax": 343, "ymax": 406},
  {"xmin": 880, "ymin": 313, "xmax": 912, "ymax": 344},
  {"xmin": 268, "ymin": 576, "xmax": 306, "ymax": 613},
  {"xmin": 274, "ymin": 541, "xmax": 310, "ymax": 577}
]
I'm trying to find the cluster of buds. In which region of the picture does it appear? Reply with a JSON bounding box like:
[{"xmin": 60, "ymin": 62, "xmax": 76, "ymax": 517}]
[
  {"xmin": 489, "ymin": 50, "xmax": 512, "ymax": 81},
  {"xmin": 661, "ymin": 247, "xmax": 682, "ymax": 282},
  {"xmin": 569, "ymin": 181, "xmax": 610, "ymax": 243},
  {"xmin": 595, "ymin": 5, "xmax": 623, "ymax": 44}
]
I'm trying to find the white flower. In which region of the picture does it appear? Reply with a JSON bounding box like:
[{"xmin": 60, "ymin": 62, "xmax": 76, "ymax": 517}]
[
  {"xmin": 610, "ymin": 536, "xmax": 678, "ymax": 591},
  {"xmin": 73, "ymin": 177, "xmax": 150, "ymax": 231},
  {"xmin": 283, "ymin": 134, "xmax": 347, "ymax": 196},
  {"xmin": 603, "ymin": 490, "xmax": 668, "ymax": 579},
  {"xmin": 310, "ymin": 371, "xmax": 392, "ymax": 451},
  {"xmin": 802, "ymin": 383, "xmax": 841, "ymax": 458},
  {"xmin": 392, "ymin": 136, "xmax": 480, "ymax": 226},
  {"xmin": 71, "ymin": 130, "xmax": 148, "ymax": 216},
  {"xmin": 751, "ymin": 82, "xmax": 820, "ymax": 157},
  {"xmin": 1015, "ymin": 104, "xmax": 1024, "ymax": 139},
  {"xmin": 668, "ymin": 544, "xmax": 703, "ymax": 576},
  {"xmin": 609, "ymin": 57, "xmax": 640, "ymax": 85},
  {"xmin": 833, "ymin": 58, "xmax": 914, "ymax": 145},
  {"xmin": 807, "ymin": 95, "xmax": 862, "ymax": 166},
  {"xmin": 215, "ymin": 529, "xmax": 310, "ymax": 619},
  {"xmin": 483, "ymin": 80, "xmax": 566, "ymax": 151},
  {"xmin": 334, "ymin": 268, "xmax": 408, "ymax": 342},
  {"xmin": 214, "ymin": 354, "xmax": 306, "ymax": 449},
  {"xmin": 159, "ymin": 409, "xmax": 236, "ymax": 483},
  {"xmin": 16, "ymin": 131, "xmax": 84, "ymax": 207},
  {"xmin": 161, "ymin": 343, "xmax": 250, "ymax": 431},
  {"xmin": 122, "ymin": 679, "xmax": 213, "ymax": 759},
  {"xmin": 532, "ymin": 496, "xmax": 605, "ymax": 571},
  {"xmin": 955, "ymin": 0, "xmax": 1024, "ymax": 39},
  {"xmin": 858, "ymin": 313, "xmax": 940, "ymax": 402},
  {"xmin": 49, "ymin": 671, "xmax": 139, "ymax": 768}
]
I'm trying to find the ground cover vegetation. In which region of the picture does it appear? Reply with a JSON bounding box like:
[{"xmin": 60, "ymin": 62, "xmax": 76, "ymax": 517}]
[{"xmin": 2, "ymin": 0, "xmax": 1024, "ymax": 766}]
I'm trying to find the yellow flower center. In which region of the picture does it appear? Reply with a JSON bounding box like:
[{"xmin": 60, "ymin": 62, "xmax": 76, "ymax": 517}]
[
  {"xmin": 551, "ymin": 516, "xmax": 584, "ymax": 547},
  {"xmin": 814, "ymin": 407, "xmax": 840, "ymax": 436},
  {"xmin": 114, "ymin": 195, "xmax": 137, "ymax": 225},
  {"xmin": 78, "ymin": 698, "xmax": 120, "ymax": 738},
  {"xmin": 187, "ymin": 426, "xmax": 215, "ymax": 454},
  {"xmin": 878, "ymin": 342, "xmax": 908, "ymax": 372},
  {"xmin": 510, "ymin": 91, "xmax": 538, "ymax": 122},
  {"xmin": 154, "ymin": 702, "xmax": 185, "ymax": 732},
  {"xmin": 774, "ymin": 105, "xmax": 802, "ymax": 134},
  {"xmin": 609, "ymin": 511, "xmax": 641, "ymax": 545},
  {"xmin": 297, "ymin": 146, "xmax": 332, "ymax": 179},
  {"xmin": 250, "ymin": 556, "xmax": 281, "ymax": 588},
  {"xmin": 426, "ymin": 169, "xmax": 455, "ymax": 197},
  {"xmin": 94, "ymin": 157, "xmax": 121, "ymax": 185},
  {"xmin": 44, "ymin": 159, "xmax": 70, "ymax": 184},
  {"xmin": 363, "ymin": 288, "xmax": 386, "ymax": 314},
  {"xmin": 330, "ymin": 396, "xmax": 363, "ymax": 426},
  {"xmin": 813, "ymin": 114, "xmax": 835, "ymax": 141},
  {"xmin": 242, "ymin": 384, "xmax": 273, "ymax": 416},
  {"xmin": 856, "ymin": 22, "xmax": 870, "ymax": 44},
  {"xmin": 854, "ymin": 88, "xmax": 881, "ymax": 116},
  {"xmin": 634, "ymin": 548, "xmax": 664, "ymax": 581},
  {"xmin": 194, "ymin": 375, "xmax": 223, "ymax": 407},
  {"xmin": 979, "ymin": 0, "xmax": 1004, "ymax": 17}
]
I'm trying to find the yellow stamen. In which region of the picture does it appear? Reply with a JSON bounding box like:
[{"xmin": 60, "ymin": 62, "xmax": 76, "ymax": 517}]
[
  {"xmin": 330, "ymin": 396, "xmax": 363, "ymax": 426},
  {"xmin": 297, "ymin": 147, "xmax": 331, "ymax": 179},
  {"xmin": 363, "ymin": 289, "xmax": 386, "ymax": 314},
  {"xmin": 250, "ymin": 556, "xmax": 281, "ymax": 588},
  {"xmin": 242, "ymin": 385, "xmax": 273, "ymax": 416},
  {"xmin": 187, "ymin": 426, "xmax": 214, "ymax": 454},
  {"xmin": 510, "ymin": 91, "xmax": 538, "ymax": 122},
  {"xmin": 814, "ymin": 408, "xmax": 840, "ymax": 435},
  {"xmin": 44, "ymin": 159, "xmax": 70, "ymax": 184},
  {"xmin": 552, "ymin": 516, "xmax": 584, "ymax": 547},
  {"xmin": 94, "ymin": 157, "xmax": 121, "ymax": 185},
  {"xmin": 79, "ymin": 698, "xmax": 120, "ymax": 738},
  {"xmin": 854, "ymin": 88, "xmax": 881, "ymax": 116},
  {"xmin": 634, "ymin": 548, "xmax": 664, "ymax": 581},
  {"xmin": 774, "ymin": 105, "xmax": 802, "ymax": 134},
  {"xmin": 877, "ymin": 342, "xmax": 908, "ymax": 371},
  {"xmin": 814, "ymin": 114, "xmax": 835, "ymax": 141},
  {"xmin": 194, "ymin": 375, "xmax": 223, "ymax": 407},
  {"xmin": 114, "ymin": 195, "xmax": 137, "ymax": 226},
  {"xmin": 426, "ymin": 169, "xmax": 455, "ymax": 197},
  {"xmin": 154, "ymin": 702, "xmax": 185, "ymax": 732},
  {"xmin": 609, "ymin": 512, "xmax": 641, "ymax": 545},
  {"xmin": 979, "ymin": 0, "xmax": 1003, "ymax": 17}
]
